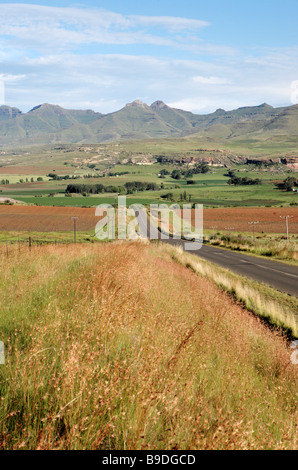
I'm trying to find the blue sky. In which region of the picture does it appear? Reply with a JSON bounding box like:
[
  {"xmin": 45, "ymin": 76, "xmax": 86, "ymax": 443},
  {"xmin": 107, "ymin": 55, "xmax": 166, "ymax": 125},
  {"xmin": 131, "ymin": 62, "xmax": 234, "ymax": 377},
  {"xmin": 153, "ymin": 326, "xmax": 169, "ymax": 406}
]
[{"xmin": 0, "ymin": 0, "xmax": 298, "ymax": 113}]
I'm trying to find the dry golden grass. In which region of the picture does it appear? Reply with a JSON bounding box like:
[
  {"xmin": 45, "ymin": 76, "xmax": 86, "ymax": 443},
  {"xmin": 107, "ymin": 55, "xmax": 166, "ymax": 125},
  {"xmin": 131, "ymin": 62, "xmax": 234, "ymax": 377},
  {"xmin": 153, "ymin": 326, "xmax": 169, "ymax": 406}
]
[
  {"xmin": 208, "ymin": 235, "xmax": 298, "ymax": 263},
  {"xmin": 0, "ymin": 242, "xmax": 297, "ymax": 450}
]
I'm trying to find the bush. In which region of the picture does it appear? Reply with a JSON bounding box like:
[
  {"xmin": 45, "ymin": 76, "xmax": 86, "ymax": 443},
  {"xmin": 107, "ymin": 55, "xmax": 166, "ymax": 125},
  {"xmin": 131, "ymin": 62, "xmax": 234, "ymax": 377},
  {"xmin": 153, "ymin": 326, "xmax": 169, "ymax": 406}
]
[
  {"xmin": 228, "ymin": 176, "xmax": 262, "ymax": 186},
  {"xmin": 161, "ymin": 192, "xmax": 174, "ymax": 201},
  {"xmin": 171, "ymin": 170, "xmax": 182, "ymax": 180}
]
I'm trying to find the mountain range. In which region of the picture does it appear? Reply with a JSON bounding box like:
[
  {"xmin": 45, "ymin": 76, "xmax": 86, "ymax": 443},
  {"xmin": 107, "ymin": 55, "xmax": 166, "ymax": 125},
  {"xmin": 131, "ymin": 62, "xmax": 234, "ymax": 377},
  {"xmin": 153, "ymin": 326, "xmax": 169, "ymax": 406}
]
[{"xmin": 0, "ymin": 99, "xmax": 298, "ymax": 146}]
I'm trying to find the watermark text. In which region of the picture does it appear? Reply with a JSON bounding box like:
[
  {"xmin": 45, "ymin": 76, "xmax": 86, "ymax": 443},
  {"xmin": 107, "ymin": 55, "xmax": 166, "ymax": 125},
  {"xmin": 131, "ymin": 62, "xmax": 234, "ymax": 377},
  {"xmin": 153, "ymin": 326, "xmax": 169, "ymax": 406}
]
[
  {"xmin": 291, "ymin": 80, "xmax": 298, "ymax": 104},
  {"xmin": 95, "ymin": 197, "xmax": 203, "ymax": 252},
  {"xmin": 0, "ymin": 341, "xmax": 5, "ymax": 365}
]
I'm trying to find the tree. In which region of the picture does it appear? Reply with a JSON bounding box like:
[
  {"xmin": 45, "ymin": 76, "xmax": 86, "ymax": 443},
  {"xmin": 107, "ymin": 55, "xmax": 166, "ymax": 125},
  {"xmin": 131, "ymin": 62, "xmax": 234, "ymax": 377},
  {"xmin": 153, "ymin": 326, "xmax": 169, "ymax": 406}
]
[
  {"xmin": 47, "ymin": 173, "xmax": 58, "ymax": 180},
  {"xmin": 283, "ymin": 177, "xmax": 297, "ymax": 192},
  {"xmin": 228, "ymin": 176, "xmax": 262, "ymax": 186},
  {"xmin": 193, "ymin": 163, "xmax": 210, "ymax": 174},
  {"xmin": 171, "ymin": 169, "xmax": 182, "ymax": 180},
  {"xmin": 161, "ymin": 192, "xmax": 174, "ymax": 201}
]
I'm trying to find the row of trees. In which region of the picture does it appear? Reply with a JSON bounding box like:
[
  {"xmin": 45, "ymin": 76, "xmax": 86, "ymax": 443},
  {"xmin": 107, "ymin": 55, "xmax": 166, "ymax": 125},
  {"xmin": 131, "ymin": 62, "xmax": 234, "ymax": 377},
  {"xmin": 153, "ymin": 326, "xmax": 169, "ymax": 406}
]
[
  {"xmin": 160, "ymin": 191, "xmax": 192, "ymax": 202},
  {"xmin": 227, "ymin": 176, "xmax": 262, "ymax": 186},
  {"xmin": 1, "ymin": 177, "xmax": 44, "ymax": 185},
  {"xmin": 66, "ymin": 183, "xmax": 124, "ymax": 195},
  {"xmin": 19, "ymin": 177, "xmax": 44, "ymax": 183},
  {"xmin": 170, "ymin": 163, "xmax": 210, "ymax": 180},
  {"xmin": 66, "ymin": 181, "xmax": 160, "ymax": 195},
  {"xmin": 48, "ymin": 173, "xmax": 77, "ymax": 181},
  {"xmin": 124, "ymin": 181, "xmax": 158, "ymax": 193}
]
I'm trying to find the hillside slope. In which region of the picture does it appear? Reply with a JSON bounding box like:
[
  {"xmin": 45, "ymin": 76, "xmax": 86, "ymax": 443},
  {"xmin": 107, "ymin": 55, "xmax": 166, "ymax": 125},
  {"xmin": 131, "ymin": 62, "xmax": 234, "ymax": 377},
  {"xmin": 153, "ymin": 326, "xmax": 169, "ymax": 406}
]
[{"xmin": 0, "ymin": 100, "xmax": 297, "ymax": 146}]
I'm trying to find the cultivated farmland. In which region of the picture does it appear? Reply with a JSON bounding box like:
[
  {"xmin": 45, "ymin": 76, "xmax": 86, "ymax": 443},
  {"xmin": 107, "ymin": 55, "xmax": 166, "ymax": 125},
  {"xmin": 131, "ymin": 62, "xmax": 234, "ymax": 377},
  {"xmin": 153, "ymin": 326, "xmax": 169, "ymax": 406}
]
[
  {"xmin": 197, "ymin": 207, "xmax": 298, "ymax": 234},
  {"xmin": 0, "ymin": 205, "xmax": 297, "ymax": 234},
  {"xmin": 0, "ymin": 205, "xmax": 101, "ymax": 232}
]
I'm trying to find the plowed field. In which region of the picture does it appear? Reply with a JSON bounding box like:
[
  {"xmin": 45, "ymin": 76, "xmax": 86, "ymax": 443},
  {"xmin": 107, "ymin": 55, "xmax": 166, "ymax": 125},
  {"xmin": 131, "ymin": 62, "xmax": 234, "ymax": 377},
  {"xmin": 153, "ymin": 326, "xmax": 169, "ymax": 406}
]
[
  {"xmin": 0, "ymin": 205, "xmax": 297, "ymax": 234},
  {"xmin": 0, "ymin": 206, "xmax": 100, "ymax": 232},
  {"xmin": 187, "ymin": 207, "xmax": 298, "ymax": 234}
]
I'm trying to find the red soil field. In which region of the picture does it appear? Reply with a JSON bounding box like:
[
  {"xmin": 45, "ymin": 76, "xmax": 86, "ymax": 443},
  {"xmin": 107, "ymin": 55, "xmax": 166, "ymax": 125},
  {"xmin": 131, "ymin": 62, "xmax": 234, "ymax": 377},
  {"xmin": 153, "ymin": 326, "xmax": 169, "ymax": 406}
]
[
  {"xmin": 0, "ymin": 206, "xmax": 101, "ymax": 232},
  {"xmin": 193, "ymin": 207, "xmax": 298, "ymax": 234},
  {"xmin": 0, "ymin": 205, "xmax": 297, "ymax": 234},
  {"xmin": 0, "ymin": 182, "xmax": 47, "ymax": 191},
  {"xmin": 0, "ymin": 165, "xmax": 71, "ymax": 175}
]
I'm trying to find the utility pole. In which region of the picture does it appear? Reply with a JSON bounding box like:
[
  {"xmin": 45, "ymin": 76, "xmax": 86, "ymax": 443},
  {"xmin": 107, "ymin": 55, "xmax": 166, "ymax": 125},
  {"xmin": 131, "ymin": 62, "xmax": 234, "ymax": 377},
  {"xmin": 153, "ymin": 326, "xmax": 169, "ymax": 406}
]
[
  {"xmin": 248, "ymin": 221, "xmax": 259, "ymax": 244},
  {"xmin": 72, "ymin": 217, "xmax": 79, "ymax": 244},
  {"xmin": 225, "ymin": 227, "xmax": 234, "ymax": 236},
  {"xmin": 280, "ymin": 215, "xmax": 293, "ymax": 245},
  {"xmin": 210, "ymin": 226, "xmax": 217, "ymax": 239}
]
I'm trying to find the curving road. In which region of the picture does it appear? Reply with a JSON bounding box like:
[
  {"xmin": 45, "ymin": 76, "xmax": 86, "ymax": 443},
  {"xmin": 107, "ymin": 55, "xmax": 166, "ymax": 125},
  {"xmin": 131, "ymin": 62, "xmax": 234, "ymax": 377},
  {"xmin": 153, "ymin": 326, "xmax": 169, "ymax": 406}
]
[{"xmin": 135, "ymin": 209, "xmax": 298, "ymax": 298}]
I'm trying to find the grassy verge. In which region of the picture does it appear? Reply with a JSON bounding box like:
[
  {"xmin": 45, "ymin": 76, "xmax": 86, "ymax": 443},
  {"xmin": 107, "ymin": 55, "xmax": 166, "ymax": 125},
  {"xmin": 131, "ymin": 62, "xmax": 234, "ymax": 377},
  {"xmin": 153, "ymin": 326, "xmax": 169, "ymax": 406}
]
[
  {"xmin": 205, "ymin": 230, "xmax": 298, "ymax": 265},
  {"xmin": 0, "ymin": 241, "xmax": 297, "ymax": 450},
  {"xmin": 161, "ymin": 242, "xmax": 298, "ymax": 338},
  {"xmin": 0, "ymin": 230, "xmax": 101, "ymax": 245}
]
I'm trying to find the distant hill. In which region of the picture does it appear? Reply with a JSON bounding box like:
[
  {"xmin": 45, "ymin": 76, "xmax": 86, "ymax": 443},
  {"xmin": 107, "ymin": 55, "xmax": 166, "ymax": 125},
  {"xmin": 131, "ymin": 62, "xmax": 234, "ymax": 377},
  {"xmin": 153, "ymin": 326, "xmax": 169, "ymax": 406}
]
[{"xmin": 0, "ymin": 100, "xmax": 297, "ymax": 146}]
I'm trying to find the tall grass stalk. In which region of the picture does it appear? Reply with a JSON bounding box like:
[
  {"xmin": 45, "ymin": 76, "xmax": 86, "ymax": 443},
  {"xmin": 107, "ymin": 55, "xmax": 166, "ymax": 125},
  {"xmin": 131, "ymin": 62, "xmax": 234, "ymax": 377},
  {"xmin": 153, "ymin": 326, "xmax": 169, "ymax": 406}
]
[{"xmin": 0, "ymin": 243, "xmax": 297, "ymax": 450}]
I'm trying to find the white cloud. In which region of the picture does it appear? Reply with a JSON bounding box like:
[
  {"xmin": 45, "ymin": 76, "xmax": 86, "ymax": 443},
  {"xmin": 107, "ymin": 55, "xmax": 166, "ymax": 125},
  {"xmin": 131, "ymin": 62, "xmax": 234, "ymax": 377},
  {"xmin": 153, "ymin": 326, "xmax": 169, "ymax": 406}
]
[
  {"xmin": 192, "ymin": 76, "xmax": 230, "ymax": 85},
  {"xmin": 168, "ymin": 98, "xmax": 214, "ymax": 112},
  {"xmin": 0, "ymin": 5, "xmax": 297, "ymax": 114},
  {"xmin": 0, "ymin": 4, "xmax": 209, "ymax": 52},
  {"xmin": 127, "ymin": 15, "xmax": 209, "ymax": 31},
  {"xmin": 0, "ymin": 73, "xmax": 27, "ymax": 83},
  {"xmin": 2, "ymin": 49, "xmax": 294, "ymax": 114}
]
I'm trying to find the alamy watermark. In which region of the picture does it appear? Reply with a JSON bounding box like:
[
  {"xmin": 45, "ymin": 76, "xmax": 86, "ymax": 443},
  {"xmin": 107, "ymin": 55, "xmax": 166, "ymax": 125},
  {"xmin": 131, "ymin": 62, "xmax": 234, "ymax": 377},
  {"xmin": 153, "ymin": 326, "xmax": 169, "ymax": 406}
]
[
  {"xmin": 0, "ymin": 341, "xmax": 5, "ymax": 365},
  {"xmin": 94, "ymin": 196, "xmax": 203, "ymax": 251},
  {"xmin": 0, "ymin": 78, "xmax": 5, "ymax": 106},
  {"xmin": 290, "ymin": 340, "xmax": 298, "ymax": 365},
  {"xmin": 291, "ymin": 80, "xmax": 298, "ymax": 105}
]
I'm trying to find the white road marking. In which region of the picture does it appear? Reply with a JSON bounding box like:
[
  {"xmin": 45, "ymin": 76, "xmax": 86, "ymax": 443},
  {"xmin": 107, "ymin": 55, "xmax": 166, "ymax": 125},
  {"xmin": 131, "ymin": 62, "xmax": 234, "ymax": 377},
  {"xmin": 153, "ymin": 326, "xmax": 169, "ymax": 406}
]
[
  {"xmin": 212, "ymin": 254, "xmax": 298, "ymax": 279},
  {"xmin": 137, "ymin": 212, "xmax": 298, "ymax": 283},
  {"xmin": 254, "ymin": 264, "xmax": 298, "ymax": 279}
]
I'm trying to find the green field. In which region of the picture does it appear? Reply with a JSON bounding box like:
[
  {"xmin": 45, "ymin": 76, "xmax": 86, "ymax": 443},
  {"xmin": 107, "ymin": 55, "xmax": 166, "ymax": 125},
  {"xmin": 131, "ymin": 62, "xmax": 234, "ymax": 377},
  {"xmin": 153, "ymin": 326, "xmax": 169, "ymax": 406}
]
[
  {"xmin": 0, "ymin": 140, "xmax": 297, "ymax": 208},
  {"xmin": 2, "ymin": 171, "xmax": 297, "ymax": 208}
]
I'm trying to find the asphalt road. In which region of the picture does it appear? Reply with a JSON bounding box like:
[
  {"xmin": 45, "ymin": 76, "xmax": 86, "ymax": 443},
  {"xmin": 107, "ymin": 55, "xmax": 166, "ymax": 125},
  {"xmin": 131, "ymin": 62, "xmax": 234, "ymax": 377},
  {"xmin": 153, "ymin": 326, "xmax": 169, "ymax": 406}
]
[{"xmin": 135, "ymin": 210, "xmax": 298, "ymax": 298}]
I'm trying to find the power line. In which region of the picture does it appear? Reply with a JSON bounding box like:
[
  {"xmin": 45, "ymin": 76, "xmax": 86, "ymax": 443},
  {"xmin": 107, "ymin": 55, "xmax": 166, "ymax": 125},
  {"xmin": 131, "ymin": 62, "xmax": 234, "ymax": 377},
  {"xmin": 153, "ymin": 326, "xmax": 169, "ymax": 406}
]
[
  {"xmin": 248, "ymin": 221, "xmax": 259, "ymax": 243},
  {"xmin": 280, "ymin": 215, "xmax": 294, "ymax": 245},
  {"xmin": 210, "ymin": 226, "xmax": 217, "ymax": 239},
  {"xmin": 72, "ymin": 217, "xmax": 79, "ymax": 244}
]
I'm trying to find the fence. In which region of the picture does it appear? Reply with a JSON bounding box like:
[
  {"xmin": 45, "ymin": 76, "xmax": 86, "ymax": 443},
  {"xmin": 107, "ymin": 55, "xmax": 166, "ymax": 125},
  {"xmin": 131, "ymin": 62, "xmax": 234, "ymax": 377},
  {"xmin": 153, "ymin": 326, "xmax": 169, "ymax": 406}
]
[{"xmin": 0, "ymin": 236, "xmax": 85, "ymax": 258}]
